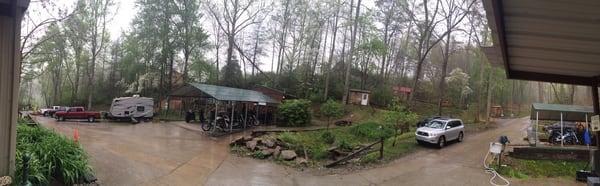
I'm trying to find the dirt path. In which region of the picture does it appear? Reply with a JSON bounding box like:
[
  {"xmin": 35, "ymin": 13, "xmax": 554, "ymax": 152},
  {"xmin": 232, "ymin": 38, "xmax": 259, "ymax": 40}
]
[{"xmin": 205, "ymin": 117, "xmax": 582, "ymax": 186}]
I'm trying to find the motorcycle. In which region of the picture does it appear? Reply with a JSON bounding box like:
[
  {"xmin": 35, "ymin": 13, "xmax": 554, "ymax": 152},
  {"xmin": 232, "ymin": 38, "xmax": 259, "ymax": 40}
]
[{"xmin": 549, "ymin": 127, "xmax": 579, "ymax": 145}]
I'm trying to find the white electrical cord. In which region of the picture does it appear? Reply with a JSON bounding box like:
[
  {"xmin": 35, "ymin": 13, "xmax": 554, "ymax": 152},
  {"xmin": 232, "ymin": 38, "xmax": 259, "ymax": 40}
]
[{"xmin": 483, "ymin": 150, "xmax": 510, "ymax": 186}]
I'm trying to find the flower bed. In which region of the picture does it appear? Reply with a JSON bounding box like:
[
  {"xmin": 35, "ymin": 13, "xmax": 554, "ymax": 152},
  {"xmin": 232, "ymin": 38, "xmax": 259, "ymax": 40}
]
[{"xmin": 14, "ymin": 119, "xmax": 93, "ymax": 185}]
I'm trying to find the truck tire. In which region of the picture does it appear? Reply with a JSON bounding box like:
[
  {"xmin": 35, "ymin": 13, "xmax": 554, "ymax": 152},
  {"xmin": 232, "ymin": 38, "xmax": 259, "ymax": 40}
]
[
  {"xmin": 58, "ymin": 116, "xmax": 65, "ymax": 121},
  {"xmin": 88, "ymin": 116, "xmax": 95, "ymax": 122}
]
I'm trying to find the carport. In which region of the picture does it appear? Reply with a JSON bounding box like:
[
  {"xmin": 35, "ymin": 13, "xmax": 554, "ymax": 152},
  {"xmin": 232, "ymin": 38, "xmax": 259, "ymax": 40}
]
[
  {"xmin": 482, "ymin": 0, "xmax": 600, "ymax": 174},
  {"xmin": 169, "ymin": 83, "xmax": 280, "ymax": 133},
  {"xmin": 530, "ymin": 103, "xmax": 594, "ymax": 147}
]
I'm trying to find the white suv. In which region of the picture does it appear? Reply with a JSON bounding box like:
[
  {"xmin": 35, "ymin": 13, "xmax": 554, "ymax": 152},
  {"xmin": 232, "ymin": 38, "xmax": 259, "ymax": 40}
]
[{"xmin": 415, "ymin": 118, "xmax": 464, "ymax": 148}]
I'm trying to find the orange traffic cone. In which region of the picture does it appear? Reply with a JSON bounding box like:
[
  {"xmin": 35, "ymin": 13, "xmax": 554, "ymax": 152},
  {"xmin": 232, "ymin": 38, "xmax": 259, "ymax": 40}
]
[{"xmin": 74, "ymin": 128, "xmax": 80, "ymax": 143}]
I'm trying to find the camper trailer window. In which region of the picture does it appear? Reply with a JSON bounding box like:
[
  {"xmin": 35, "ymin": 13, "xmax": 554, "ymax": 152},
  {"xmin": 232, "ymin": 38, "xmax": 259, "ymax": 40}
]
[{"xmin": 137, "ymin": 106, "xmax": 144, "ymax": 112}]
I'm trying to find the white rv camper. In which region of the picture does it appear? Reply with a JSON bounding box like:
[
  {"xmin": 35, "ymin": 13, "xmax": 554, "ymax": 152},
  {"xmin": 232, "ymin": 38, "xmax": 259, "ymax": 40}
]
[{"xmin": 105, "ymin": 95, "xmax": 154, "ymax": 122}]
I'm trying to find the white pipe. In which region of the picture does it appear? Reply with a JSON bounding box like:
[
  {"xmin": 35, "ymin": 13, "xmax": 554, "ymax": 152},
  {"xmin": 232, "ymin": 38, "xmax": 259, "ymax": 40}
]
[{"xmin": 561, "ymin": 112, "xmax": 564, "ymax": 147}]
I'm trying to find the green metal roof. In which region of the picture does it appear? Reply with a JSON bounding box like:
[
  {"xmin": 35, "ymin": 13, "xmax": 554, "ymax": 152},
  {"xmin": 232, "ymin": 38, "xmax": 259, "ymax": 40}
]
[
  {"xmin": 170, "ymin": 83, "xmax": 280, "ymax": 104},
  {"xmin": 530, "ymin": 103, "xmax": 594, "ymax": 122}
]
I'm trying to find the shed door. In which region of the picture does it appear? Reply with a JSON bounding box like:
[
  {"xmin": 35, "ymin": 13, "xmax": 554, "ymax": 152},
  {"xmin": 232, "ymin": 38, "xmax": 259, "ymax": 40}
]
[{"xmin": 361, "ymin": 93, "xmax": 368, "ymax": 105}]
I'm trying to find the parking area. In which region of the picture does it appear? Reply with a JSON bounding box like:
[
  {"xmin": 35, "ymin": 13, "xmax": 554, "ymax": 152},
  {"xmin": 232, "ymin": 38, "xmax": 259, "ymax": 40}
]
[{"xmin": 31, "ymin": 116, "xmax": 235, "ymax": 186}]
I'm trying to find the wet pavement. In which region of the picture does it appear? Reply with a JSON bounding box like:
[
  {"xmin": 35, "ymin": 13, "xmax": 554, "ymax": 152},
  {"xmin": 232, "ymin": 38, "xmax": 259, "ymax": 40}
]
[
  {"xmin": 206, "ymin": 117, "xmax": 583, "ymax": 186},
  {"xmin": 32, "ymin": 116, "xmax": 582, "ymax": 186},
  {"xmin": 32, "ymin": 116, "xmax": 240, "ymax": 186}
]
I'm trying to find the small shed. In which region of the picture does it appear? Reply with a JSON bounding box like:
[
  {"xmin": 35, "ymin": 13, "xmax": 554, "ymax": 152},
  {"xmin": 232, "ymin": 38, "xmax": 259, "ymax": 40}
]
[
  {"xmin": 348, "ymin": 89, "xmax": 370, "ymax": 106},
  {"xmin": 392, "ymin": 86, "xmax": 412, "ymax": 100},
  {"xmin": 529, "ymin": 103, "xmax": 595, "ymax": 147}
]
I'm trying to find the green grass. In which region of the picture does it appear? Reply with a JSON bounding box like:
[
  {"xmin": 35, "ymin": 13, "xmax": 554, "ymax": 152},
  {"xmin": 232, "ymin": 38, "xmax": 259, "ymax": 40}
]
[
  {"xmin": 273, "ymin": 121, "xmax": 418, "ymax": 165},
  {"xmin": 498, "ymin": 157, "xmax": 587, "ymax": 179}
]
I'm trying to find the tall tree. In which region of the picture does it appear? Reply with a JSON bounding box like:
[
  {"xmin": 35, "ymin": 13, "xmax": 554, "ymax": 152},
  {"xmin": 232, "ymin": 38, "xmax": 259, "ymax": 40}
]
[{"xmin": 342, "ymin": 0, "xmax": 362, "ymax": 104}]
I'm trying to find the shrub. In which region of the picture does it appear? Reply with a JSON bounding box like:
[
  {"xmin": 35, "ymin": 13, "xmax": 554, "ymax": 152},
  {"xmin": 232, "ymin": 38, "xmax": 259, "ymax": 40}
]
[
  {"xmin": 321, "ymin": 131, "xmax": 335, "ymax": 144},
  {"xmin": 320, "ymin": 99, "xmax": 344, "ymax": 128},
  {"xmin": 15, "ymin": 124, "xmax": 92, "ymax": 185},
  {"xmin": 277, "ymin": 99, "xmax": 312, "ymax": 127}
]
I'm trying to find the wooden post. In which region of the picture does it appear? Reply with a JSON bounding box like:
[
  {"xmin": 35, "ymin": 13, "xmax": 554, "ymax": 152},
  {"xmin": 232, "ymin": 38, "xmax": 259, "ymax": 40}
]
[
  {"xmin": 379, "ymin": 138, "xmax": 384, "ymax": 160},
  {"xmin": 0, "ymin": 1, "xmax": 27, "ymax": 177}
]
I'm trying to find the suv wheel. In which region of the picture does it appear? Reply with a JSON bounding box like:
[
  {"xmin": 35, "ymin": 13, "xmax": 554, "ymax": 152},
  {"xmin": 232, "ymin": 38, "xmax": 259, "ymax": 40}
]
[
  {"xmin": 88, "ymin": 116, "xmax": 95, "ymax": 122},
  {"xmin": 458, "ymin": 132, "xmax": 464, "ymax": 142},
  {"xmin": 438, "ymin": 136, "xmax": 446, "ymax": 148}
]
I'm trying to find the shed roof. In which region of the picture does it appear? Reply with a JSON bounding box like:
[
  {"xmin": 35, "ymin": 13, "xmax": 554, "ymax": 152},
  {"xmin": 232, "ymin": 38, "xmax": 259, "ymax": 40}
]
[
  {"xmin": 169, "ymin": 83, "xmax": 280, "ymax": 104},
  {"xmin": 530, "ymin": 103, "xmax": 594, "ymax": 122}
]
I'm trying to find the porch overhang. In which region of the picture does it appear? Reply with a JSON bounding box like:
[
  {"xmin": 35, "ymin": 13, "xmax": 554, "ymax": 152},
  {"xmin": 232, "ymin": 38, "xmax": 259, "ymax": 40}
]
[{"xmin": 482, "ymin": 0, "xmax": 600, "ymax": 86}]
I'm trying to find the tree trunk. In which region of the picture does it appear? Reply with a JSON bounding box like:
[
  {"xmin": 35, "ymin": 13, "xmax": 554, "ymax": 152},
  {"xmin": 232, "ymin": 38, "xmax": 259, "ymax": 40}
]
[{"xmin": 342, "ymin": 0, "xmax": 361, "ymax": 105}]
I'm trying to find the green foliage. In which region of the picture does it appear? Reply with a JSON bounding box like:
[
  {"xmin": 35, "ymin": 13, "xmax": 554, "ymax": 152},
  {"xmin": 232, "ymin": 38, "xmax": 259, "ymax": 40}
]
[
  {"xmin": 220, "ymin": 56, "xmax": 245, "ymax": 88},
  {"xmin": 320, "ymin": 99, "xmax": 344, "ymax": 126},
  {"xmin": 498, "ymin": 158, "xmax": 586, "ymax": 179},
  {"xmin": 383, "ymin": 99, "xmax": 419, "ymax": 132},
  {"xmin": 15, "ymin": 124, "xmax": 91, "ymax": 185},
  {"xmin": 252, "ymin": 151, "xmax": 268, "ymax": 159},
  {"xmin": 277, "ymin": 99, "xmax": 312, "ymax": 127},
  {"xmin": 349, "ymin": 122, "xmax": 395, "ymax": 140},
  {"xmin": 321, "ymin": 131, "xmax": 335, "ymax": 144}
]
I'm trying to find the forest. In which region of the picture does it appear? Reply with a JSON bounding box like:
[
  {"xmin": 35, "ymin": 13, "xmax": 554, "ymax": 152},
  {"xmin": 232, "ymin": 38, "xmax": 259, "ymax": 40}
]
[{"xmin": 18, "ymin": 0, "xmax": 592, "ymax": 122}]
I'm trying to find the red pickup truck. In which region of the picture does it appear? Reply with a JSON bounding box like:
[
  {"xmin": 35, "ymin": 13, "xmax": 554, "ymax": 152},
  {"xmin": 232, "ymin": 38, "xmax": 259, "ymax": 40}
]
[{"xmin": 55, "ymin": 107, "xmax": 101, "ymax": 122}]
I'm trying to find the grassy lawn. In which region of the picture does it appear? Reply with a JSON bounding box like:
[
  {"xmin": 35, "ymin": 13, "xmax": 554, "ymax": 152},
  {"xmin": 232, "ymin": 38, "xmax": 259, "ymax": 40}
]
[
  {"xmin": 260, "ymin": 121, "xmax": 420, "ymax": 167},
  {"xmin": 498, "ymin": 157, "xmax": 587, "ymax": 179}
]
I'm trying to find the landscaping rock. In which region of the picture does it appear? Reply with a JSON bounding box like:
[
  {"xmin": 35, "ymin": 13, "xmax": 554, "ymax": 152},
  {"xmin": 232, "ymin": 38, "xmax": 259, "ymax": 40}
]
[
  {"xmin": 243, "ymin": 136, "xmax": 253, "ymax": 141},
  {"xmin": 295, "ymin": 157, "xmax": 308, "ymax": 165},
  {"xmin": 273, "ymin": 146, "xmax": 281, "ymax": 157},
  {"xmin": 246, "ymin": 140, "xmax": 258, "ymax": 150},
  {"xmin": 281, "ymin": 150, "xmax": 297, "ymax": 160},
  {"xmin": 263, "ymin": 139, "xmax": 275, "ymax": 148},
  {"xmin": 261, "ymin": 149, "xmax": 273, "ymax": 156},
  {"xmin": 257, "ymin": 146, "xmax": 269, "ymax": 150},
  {"xmin": 230, "ymin": 137, "xmax": 246, "ymax": 146}
]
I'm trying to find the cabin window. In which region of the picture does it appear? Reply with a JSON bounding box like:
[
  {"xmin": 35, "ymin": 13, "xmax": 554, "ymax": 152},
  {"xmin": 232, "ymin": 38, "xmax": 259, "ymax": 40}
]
[{"xmin": 137, "ymin": 106, "xmax": 145, "ymax": 112}]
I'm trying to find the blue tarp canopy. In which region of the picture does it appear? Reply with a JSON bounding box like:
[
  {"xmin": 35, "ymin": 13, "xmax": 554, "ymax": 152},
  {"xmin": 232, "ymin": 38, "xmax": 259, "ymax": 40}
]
[
  {"xmin": 169, "ymin": 83, "xmax": 280, "ymax": 104},
  {"xmin": 531, "ymin": 103, "xmax": 594, "ymax": 122}
]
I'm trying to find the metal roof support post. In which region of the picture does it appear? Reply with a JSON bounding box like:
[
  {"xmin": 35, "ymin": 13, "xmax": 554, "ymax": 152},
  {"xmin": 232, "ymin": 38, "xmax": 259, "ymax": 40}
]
[
  {"xmin": 560, "ymin": 112, "xmax": 564, "ymax": 147},
  {"xmin": 586, "ymin": 114, "xmax": 589, "ymax": 149},
  {"xmin": 257, "ymin": 104, "xmax": 260, "ymax": 125},
  {"xmin": 244, "ymin": 103, "xmax": 248, "ymax": 130},
  {"xmin": 213, "ymin": 101, "xmax": 218, "ymax": 134},
  {"xmin": 230, "ymin": 101, "xmax": 234, "ymax": 133},
  {"xmin": 536, "ymin": 111, "xmax": 539, "ymax": 147},
  {"xmin": 593, "ymin": 84, "xmax": 600, "ymax": 149}
]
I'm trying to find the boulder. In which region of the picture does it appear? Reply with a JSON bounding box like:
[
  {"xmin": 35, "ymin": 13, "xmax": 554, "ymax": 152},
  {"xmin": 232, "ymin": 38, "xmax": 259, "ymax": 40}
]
[
  {"xmin": 257, "ymin": 146, "xmax": 269, "ymax": 150},
  {"xmin": 281, "ymin": 150, "xmax": 297, "ymax": 160},
  {"xmin": 261, "ymin": 149, "xmax": 273, "ymax": 156},
  {"xmin": 273, "ymin": 146, "xmax": 282, "ymax": 157},
  {"xmin": 295, "ymin": 157, "xmax": 308, "ymax": 165},
  {"xmin": 263, "ymin": 139, "xmax": 275, "ymax": 148},
  {"xmin": 243, "ymin": 136, "xmax": 253, "ymax": 141},
  {"xmin": 230, "ymin": 137, "xmax": 246, "ymax": 146},
  {"xmin": 246, "ymin": 140, "xmax": 258, "ymax": 150}
]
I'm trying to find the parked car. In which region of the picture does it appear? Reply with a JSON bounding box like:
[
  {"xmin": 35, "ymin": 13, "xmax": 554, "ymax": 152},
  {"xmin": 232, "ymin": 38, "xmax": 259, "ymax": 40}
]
[
  {"xmin": 49, "ymin": 106, "xmax": 68, "ymax": 118},
  {"xmin": 40, "ymin": 106, "xmax": 60, "ymax": 116},
  {"xmin": 416, "ymin": 116, "xmax": 444, "ymax": 128},
  {"xmin": 55, "ymin": 107, "xmax": 101, "ymax": 122},
  {"xmin": 103, "ymin": 95, "xmax": 154, "ymax": 123},
  {"xmin": 415, "ymin": 118, "xmax": 464, "ymax": 148}
]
